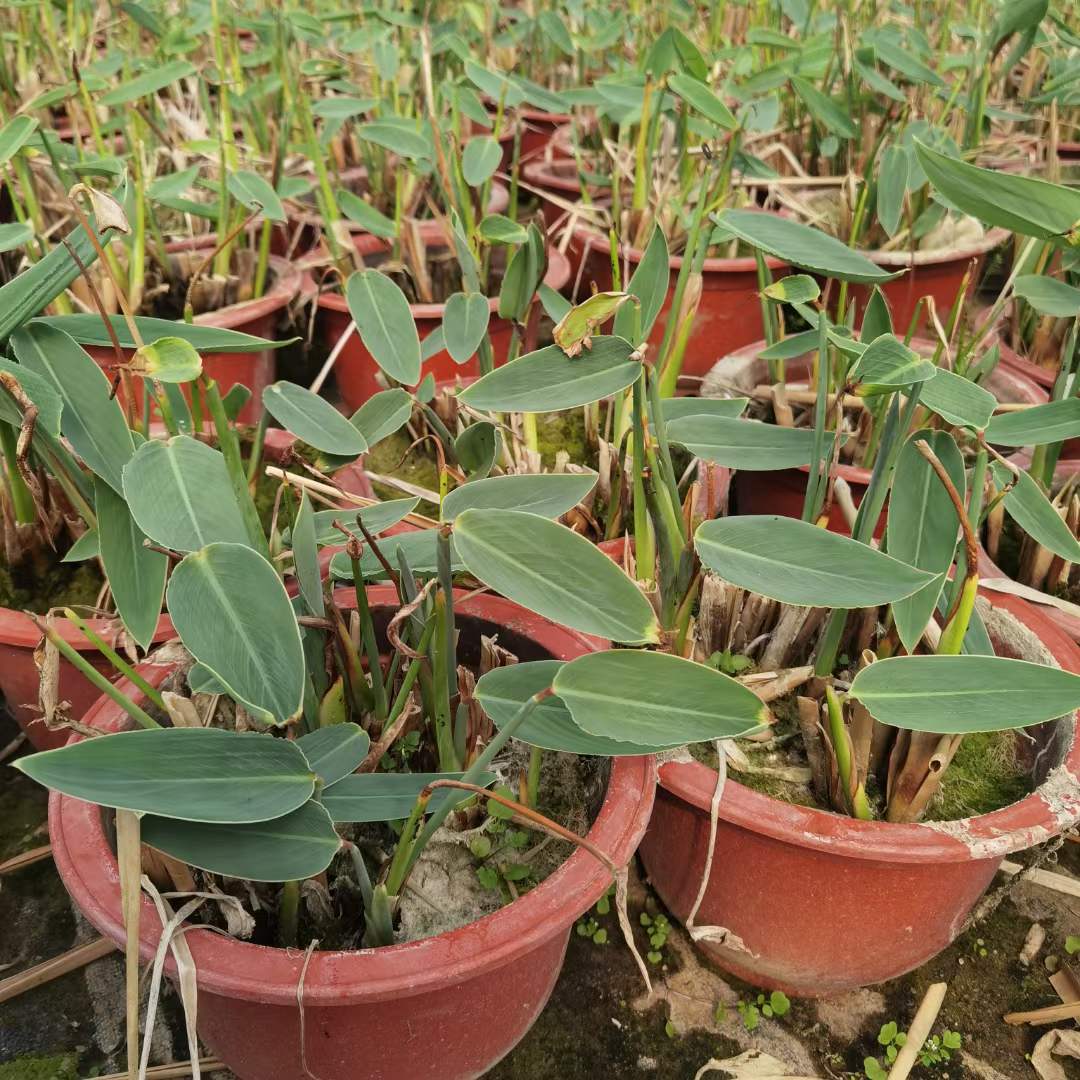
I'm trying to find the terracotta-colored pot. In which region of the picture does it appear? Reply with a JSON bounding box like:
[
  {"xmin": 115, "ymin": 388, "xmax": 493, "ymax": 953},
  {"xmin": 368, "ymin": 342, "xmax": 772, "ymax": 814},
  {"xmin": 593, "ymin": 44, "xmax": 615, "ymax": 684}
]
[
  {"xmin": 640, "ymin": 588, "xmax": 1080, "ymax": 996},
  {"xmin": 521, "ymin": 156, "xmax": 605, "ymax": 238},
  {"xmin": 50, "ymin": 586, "xmax": 656, "ymax": 1080},
  {"xmin": 319, "ymin": 224, "xmax": 571, "ymax": 411},
  {"xmin": 0, "ymin": 610, "xmax": 174, "ymax": 752},
  {"xmin": 87, "ymin": 242, "xmax": 302, "ymax": 425},
  {"xmin": 848, "ymin": 228, "xmax": 1012, "ymax": 335},
  {"xmin": 567, "ymin": 216, "xmax": 790, "ymax": 379},
  {"xmin": 519, "ymin": 108, "xmax": 573, "ymax": 162},
  {"xmin": 726, "ymin": 340, "xmax": 1047, "ymax": 536}
]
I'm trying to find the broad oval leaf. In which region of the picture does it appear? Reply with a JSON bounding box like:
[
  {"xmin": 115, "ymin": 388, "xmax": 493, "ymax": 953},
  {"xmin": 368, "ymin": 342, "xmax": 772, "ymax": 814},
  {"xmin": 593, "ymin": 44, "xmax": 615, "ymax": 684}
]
[
  {"xmin": 167, "ymin": 543, "xmax": 306, "ymax": 726},
  {"xmin": 695, "ymin": 515, "xmax": 935, "ymax": 607},
  {"xmin": 129, "ymin": 336, "xmax": 203, "ymax": 383},
  {"xmin": 296, "ymin": 497, "xmax": 419, "ymax": 546},
  {"xmin": 614, "ymin": 225, "xmax": 670, "ymax": 343},
  {"xmin": 12, "ymin": 323, "xmax": 134, "ymax": 493},
  {"xmin": 263, "ymin": 381, "xmax": 368, "ymax": 455},
  {"xmin": 476, "ymin": 660, "xmax": 669, "ymax": 755},
  {"xmin": 992, "ymin": 462, "xmax": 1080, "ymax": 563},
  {"xmin": 887, "ymin": 430, "xmax": 965, "ymax": 653},
  {"xmin": 441, "ymin": 472, "xmax": 596, "ymax": 523},
  {"xmin": 479, "ymin": 214, "xmax": 528, "ymax": 245},
  {"xmin": 349, "ymin": 387, "xmax": 413, "ymax": 447},
  {"xmin": 458, "ymin": 337, "xmax": 641, "ymax": 412},
  {"xmin": 667, "ymin": 415, "xmax": 840, "ymax": 470},
  {"xmin": 849, "ymin": 655, "xmax": 1080, "ymax": 733},
  {"xmin": 443, "ymin": 292, "xmax": 490, "ymax": 364},
  {"xmin": 791, "ymin": 76, "xmax": 857, "ymax": 139},
  {"xmin": 1013, "ymin": 276, "xmax": 1080, "ymax": 318},
  {"xmin": 0, "ymin": 221, "xmax": 33, "ymax": 253},
  {"xmin": 668, "ymin": 73, "xmax": 738, "ymax": 130},
  {"xmin": 920, "ymin": 367, "xmax": 997, "ymax": 430},
  {"xmin": 357, "ymin": 120, "xmax": 431, "ymax": 160},
  {"xmin": 850, "ymin": 334, "xmax": 938, "ymax": 388},
  {"xmin": 291, "ymin": 491, "xmax": 323, "ymax": 617},
  {"xmin": 462, "ymin": 136, "xmax": 502, "ymax": 186},
  {"xmin": 345, "ymin": 270, "xmax": 421, "ymax": 386},
  {"xmin": 0, "ymin": 115, "xmax": 39, "ymax": 167},
  {"xmin": 763, "ymin": 274, "xmax": 820, "ymax": 304},
  {"xmin": 659, "ymin": 397, "xmax": 748, "ymax": 424},
  {"xmin": 338, "ymin": 190, "xmax": 398, "ymax": 239},
  {"xmin": 877, "ymin": 145, "xmax": 908, "ymax": 238},
  {"xmin": 454, "ymin": 508, "xmax": 660, "ymax": 644},
  {"xmin": 985, "ymin": 399, "xmax": 1080, "ymax": 447},
  {"xmin": 455, "ymin": 421, "xmax": 499, "ymax": 479},
  {"xmin": 123, "ymin": 436, "xmax": 249, "ymax": 552},
  {"xmin": 99, "ymin": 59, "xmax": 196, "ymax": 106},
  {"xmin": 142, "ymin": 801, "xmax": 340, "ymax": 882},
  {"xmin": 226, "ymin": 169, "xmax": 286, "ymax": 222},
  {"xmin": 330, "ymin": 529, "xmax": 461, "ymax": 580},
  {"xmin": 554, "ymin": 651, "xmax": 768, "ymax": 748},
  {"xmin": 15, "ymin": 727, "xmax": 315, "ymax": 822},
  {"xmin": 914, "ymin": 140, "xmax": 1080, "ymax": 244},
  {"xmin": 33, "ymin": 314, "xmax": 289, "ymax": 353},
  {"xmin": 321, "ymin": 770, "xmax": 496, "ymax": 823},
  {"xmin": 95, "ymin": 477, "xmax": 167, "ymax": 651},
  {"xmin": 295, "ymin": 723, "xmax": 370, "ymax": 786},
  {"xmin": 0, "ymin": 356, "xmax": 63, "ymax": 436},
  {"xmin": 714, "ymin": 209, "xmax": 901, "ymax": 284}
]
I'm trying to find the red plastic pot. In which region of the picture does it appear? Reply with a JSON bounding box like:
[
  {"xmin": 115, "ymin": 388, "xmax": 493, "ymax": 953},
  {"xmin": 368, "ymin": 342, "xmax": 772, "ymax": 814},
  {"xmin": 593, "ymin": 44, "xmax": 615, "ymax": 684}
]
[
  {"xmin": 519, "ymin": 108, "xmax": 573, "ymax": 162},
  {"xmin": 50, "ymin": 587, "xmax": 657, "ymax": 1080},
  {"xmin": 847, "ymin": 228, "xmax": 1011, "ymax": 335},
  {"xmin": 319, "ymin": 223, "xmax": 571, "ymax": 411},
  {"xmin": 522, "ymin": 157, "xmax": 602, "ymax": 237},
  {"xmin": 87, "ymin": 242, "xmax": 302, "ymax": 425},
  {"xmin": 727, "ymin": 340, "xmax": 1047, "ymax": 536},
  {"xmin": 640, "ymin": 589, "xmax": 1080, "ymax": 996},
  {"xmin": 567, "ymin": 216, "xmax": 790, "ymax": 379}
]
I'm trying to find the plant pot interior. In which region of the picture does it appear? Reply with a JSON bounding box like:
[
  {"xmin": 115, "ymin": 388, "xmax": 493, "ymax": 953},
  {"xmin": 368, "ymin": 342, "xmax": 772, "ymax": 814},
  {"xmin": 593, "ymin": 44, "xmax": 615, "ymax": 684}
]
[{"xmin": 101, "ymin": 603, "xmax": 611, "ymax": 953}]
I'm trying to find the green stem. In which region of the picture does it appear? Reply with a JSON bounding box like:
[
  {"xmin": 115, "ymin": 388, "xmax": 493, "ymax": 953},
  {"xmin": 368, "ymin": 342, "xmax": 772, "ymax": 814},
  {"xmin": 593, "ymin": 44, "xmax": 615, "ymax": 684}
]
[
  {"xmin": 350, "ymin": 567, "xmax": 388, "ymax": 723},
  {"xmin": 0, "ymin": 424, "xmax": 35, "ymax": 524},
  {"xmin": 63, "ymin": 609, "xmax": 167, "ymax": 710},
  {"xmin": 525, "ymin": 745, "xmax": 542, "ymax": 808},
  {"xmin": 277, "ymin": 880, "xmax": 300, "ymax": 947}
]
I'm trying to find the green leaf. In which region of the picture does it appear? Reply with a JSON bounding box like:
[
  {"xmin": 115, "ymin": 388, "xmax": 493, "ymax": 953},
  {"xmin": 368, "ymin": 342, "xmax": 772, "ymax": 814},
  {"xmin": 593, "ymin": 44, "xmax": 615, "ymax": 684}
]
[
  {"xmin": 297, "ymin": 498, "xmax": 419, "ymax": 546},
  {"xmin": 295, "ymin": 723, "xmax": 369, "ymax": 786},
  {"xmin": 614, "ymin": 226, "xmax": 670, "ymax": 342},
  {"xmin": 713, "ymin": 209, "xmax": 902, "ymax": 284},
  {"xmin": 554, "ymin": 651, "xmax": 768, "ymax": 748},
  {"xmin": 920, "ymin": 367, "xmax": 997, "ymax": 430},
  {"xmin": 167, "ymin": 543, "xmax": 306, "ymax": 726},
  {"xmin": 1013, "ymin": 275, "xmax": 1080, "ymax": 317},
  {"xmin": 291, "ymin": 491, "xmax": 323, "ymax": 617},
  {"xmin": 443, "ymin": 292, "xmax": 490, "ymax": 364},
  {"xmin": 763, "ymin": 274, "xmax": 820, "ymax": 304},
  {"xmin": 99, "ymin": 60, "xmax": 196, "ymax": 106},
  {"xmin": 658, "ymin": 397, "xmax": 748, "ymax": 424},
  {"xmin": 479, "ymin": 214, "xmax": 528, "ymax": 245},
  {"xmin": 349, "ymin": 387, "xmax": 412, "ymax": 446},
  {"xmin": 0, "ymin": 115, "xmax": 39, "ymax": 167},
  {"xmin": 15, "ymin": 727, "xmax": 315, "ymax": 822},
  {"xmin": 849, "ymin": 655, "xmax": 1080, "ymax": 732},
  {"xmin": 346, "ymin": 270, "xmax": 421, "ymax": 386},
  {"xmin": 141, "ymin": 801, "xmax": 340, "ymax": 883},
  {"xmin": 850, "ymin": 334, "xmax": 938, "ymax": 388},
  {"xmin": 123, "ymin": 436, "xmax": 249, "ymax": 552},
  {"xmin": 0, "ymin": 222, "xmax": 33, "ymax": 253},
  {"xmin": 992, "ymin": 462, "xmax": 1080, "ymax": 563},
  {"xmin": 357, "ymin": 120, "xmax": 431, "ymax": 160},
  {"xmin": 458, "ymin": 337, "xmax": 641, "ymax": 412},
  {"xmin": 462, "ymin": 136, "xmax": 502, "ymax": 186},
  {"xmin": 668, "ymin": 73, "xmax": 738, "ymax": 129},
  {"xmin": 887, "ymin": 431, "xmax": 964, "ymax": 652},
  {"xmin": 128, "ymin": 336, "xmax": 203, "ymax": 383},
  {"xmin": 877, "ymin": 145, "xmax": 908, "ymax": 237},
  {"xmin": 263, "ymin": 381, "xmax": 368, "ymax": 455},
  {"xmin": 914, "ymin": 140, "xmax": 1080, "ymax": 244},
  {"xmin": 986, "ymin": 399, "xmax": 1080, "ymax": 446},
  {"xmin": 498, "ymin": 225, "xmax": 544, "ymax": 321},
  {"xmin": 455, "ymin": 421, "xmax": 499, "ymax": 479},
  {"xmin": 667, "ymin": 415, "xmax": 840, "ymax": 470},
  {"xmin": 33, "ymin": 314, "xmax": 289, "ymax": 353},
  {"xmin": 791, "ymin": 76, "xmax": 856, "ymax": 138},
  {"xmin": 442, "ymin": 472, "xmax": 595, "ymax": 522},
  {"xmin": 337, "ymin": 190, "xmax": 397, "ymax": 239},
  {"xmin": 95, "ymin": 477, "xmax": 167, "ymax": 651},
  {"xmin": 12, "ymin": 323, "xmax": 134, "ymax": 494},
  {"xmin": 695, "ymin": 515, "xmax": 935, "ymax": 607},
  {"xmin": 330, "ymin": 530, "xmax": 461, "ymax": 581},
  {"xmin": 61, "ymin": 528, "xmax": 99, "ymax": 563},
  {"xmin": 226, "ymin": 169, "xmax": 286, "ymax": 222},
  {"xmin": 475, "ymin": 660, "xmax": 658, "ymax": 755},
  {"xmin": 464, "ymin": 60, "xmax": 526, "ymax": 107},
  {"xmin": 311, "ymin": 95, "xmax": 374, "ymax": 120},
  {"xmin": 871, "ymin": 39, "xmax": 944, "ymax": 86},
  {"xmin": 0, "ymin": 356, "xmax": 63, "ymax": 436},
  {"xmin": 321, "ymin": 771, "xmax": 496, "ymax": 822},
  {"xmin": 538, "ymin": 10, "xmax": 575, "ymax": 54},
  {"xmin": 455, "ymin": 508, "xmax": 660, "ymax": 644}
]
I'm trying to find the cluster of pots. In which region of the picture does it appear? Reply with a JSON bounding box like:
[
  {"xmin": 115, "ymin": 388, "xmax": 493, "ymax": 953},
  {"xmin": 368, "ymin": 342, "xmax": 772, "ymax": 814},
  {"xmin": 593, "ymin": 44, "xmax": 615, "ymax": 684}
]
[{"xmin": 8, "ymin": 113, "xmax": 1080, "ymax": 1080}]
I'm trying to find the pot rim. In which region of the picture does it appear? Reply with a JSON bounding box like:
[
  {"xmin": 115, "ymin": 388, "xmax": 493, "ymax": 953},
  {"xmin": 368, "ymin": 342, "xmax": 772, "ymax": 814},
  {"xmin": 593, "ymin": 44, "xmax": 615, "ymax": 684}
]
[
  {"xmin": 859, "ymin": 227, "xmax": 1012, "ymax": 268},
  {"xmin": 0, "ymin": 605, "xmax": 173, "ymax": 651},
  {"xmin": 164, "ymin": 240, "xmax": 303, "ymax": 331},
  {"xmin": 657, "ymin": 589, "xmax": 1080, "ymax": 865},
  {"xmin": 315, "ymin": 233, "xmax": 571, "ymax": 320},
  {"xmin": 50, "ymin": 586, "xmax": 657, "ymax": 1006}
]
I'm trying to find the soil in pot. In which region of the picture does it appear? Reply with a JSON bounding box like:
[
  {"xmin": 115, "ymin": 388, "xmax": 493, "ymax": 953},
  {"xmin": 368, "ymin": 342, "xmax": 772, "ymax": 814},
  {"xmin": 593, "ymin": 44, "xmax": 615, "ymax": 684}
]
[
  {"xmin": 51, "ymin": 590, "xmax": 654, "ymax": 1080},
  {"xmin": 640, "ymin": 581, "xmax": 1080, "ymax": 996}
]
